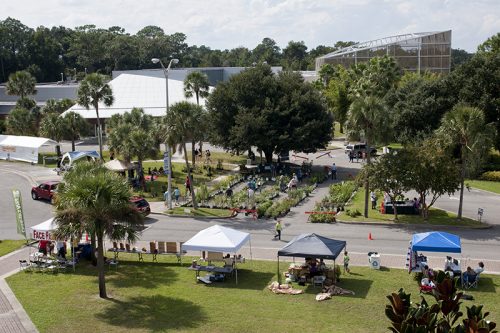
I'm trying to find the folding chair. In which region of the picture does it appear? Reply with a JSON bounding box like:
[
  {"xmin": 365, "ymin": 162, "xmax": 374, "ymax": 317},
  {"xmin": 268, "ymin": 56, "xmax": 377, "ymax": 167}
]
[{"xmin": 464, "ymin": 273, "xmax": 480, "ymax": 289}]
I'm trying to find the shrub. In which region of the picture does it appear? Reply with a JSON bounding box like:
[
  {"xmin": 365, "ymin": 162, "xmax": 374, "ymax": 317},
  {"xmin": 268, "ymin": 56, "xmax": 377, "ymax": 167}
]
[
  {"xmin": 257, "ymin": 200, "xmax": 273, "ymax": 218},
  {"xmin": 345, "ymin": 209, "xmax": 361, "ymax": 217},
  {"xmin": 480, "ymin": 171, "xmax": 500, "ymax": 181}
]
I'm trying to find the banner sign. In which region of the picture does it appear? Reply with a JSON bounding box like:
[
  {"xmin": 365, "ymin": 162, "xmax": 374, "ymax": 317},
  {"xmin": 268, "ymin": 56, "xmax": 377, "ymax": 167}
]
[
  {"xmin": 163, "ymin": 151, "xmax": 170, "ymax": 175},
  {"xmin": 12, "ymin": 189, "xmax": 26, "ymax": 239}
]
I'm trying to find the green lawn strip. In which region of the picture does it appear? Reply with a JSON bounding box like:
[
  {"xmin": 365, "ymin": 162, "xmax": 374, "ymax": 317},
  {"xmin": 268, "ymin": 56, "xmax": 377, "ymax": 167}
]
[
  {"xmin": 0, "ymin": 240, "xmax": 26, "ymax": 257},
  {"xmin": 333, "ymin": 121, "xmax": 345, "ymax": 139},
  {"xmin": 341, "ymin": 188, "xmax": 483, "ymax": 227},
  {"xmin": 7, "ymin": 255, "xmax": 499, "ymax": 333},
  {"xmin": 466, "ymin": 179, "xmax": 500, "ymax": 194},
  {"xmin": 166, "ymin": 207, "xmax": 233, "ymax": 217}
]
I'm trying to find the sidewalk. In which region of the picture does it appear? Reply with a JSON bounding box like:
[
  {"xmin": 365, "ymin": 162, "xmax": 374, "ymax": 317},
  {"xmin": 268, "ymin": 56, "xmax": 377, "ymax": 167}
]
[{"xmin": 0, "ymin": 247, "xmax": 39, "ymax": 333}]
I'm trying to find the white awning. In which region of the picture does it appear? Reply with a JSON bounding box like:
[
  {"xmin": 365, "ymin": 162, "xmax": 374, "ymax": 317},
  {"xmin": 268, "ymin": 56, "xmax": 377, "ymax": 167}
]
[
  {"xmin": 182, "ymin": 225, "xmax": 251, "ymax": 253},
  {"xmin": 30, "ymin": 218, "xmax": 57, "ymax": 240}
]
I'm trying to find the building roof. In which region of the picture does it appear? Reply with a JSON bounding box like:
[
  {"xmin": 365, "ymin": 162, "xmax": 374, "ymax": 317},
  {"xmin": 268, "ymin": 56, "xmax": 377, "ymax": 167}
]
[
  {"xmin": 317, "ymin": 31, "xmax": 449, "ymax": 59},
  {"xmin": 62, "ymin": 73, "xmax": 212, "ymax": 119}
]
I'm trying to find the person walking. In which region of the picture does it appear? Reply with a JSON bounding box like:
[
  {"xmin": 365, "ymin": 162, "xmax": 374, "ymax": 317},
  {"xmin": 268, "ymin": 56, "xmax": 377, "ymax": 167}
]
[
  {"xmin": 274, "ymin": 218, "xmax": 282, "ymax": 240},
  {"xmin": 343, "ymin": 251, "xmax": 350, "ymax": 273},
  {"xmin": 348, "ymin": 150, "xmax": 354, "ymax": 163},
  {"xmin": 173, "ymin": 188, "xmax": 181, "ymax": 204},
  {"xmin": 370, "ymin": 191, "xmax": 377, "ymax": 210},
  {"xmin": 331, "ymin": 163, "xmax": 337, "ymax": 180}
]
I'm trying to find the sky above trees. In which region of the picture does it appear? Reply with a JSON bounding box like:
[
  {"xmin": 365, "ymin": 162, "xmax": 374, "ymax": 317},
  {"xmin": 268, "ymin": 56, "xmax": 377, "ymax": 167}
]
[{"xmin": 1, "ymin": 0, "xmax": 498, "ymax": 52}]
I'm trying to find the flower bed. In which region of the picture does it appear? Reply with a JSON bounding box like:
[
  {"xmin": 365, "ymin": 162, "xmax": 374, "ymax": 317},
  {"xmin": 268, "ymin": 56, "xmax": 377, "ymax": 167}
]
[{"xmin": 309, "ymin": 181, "xmax": 357, "ymax": 223}]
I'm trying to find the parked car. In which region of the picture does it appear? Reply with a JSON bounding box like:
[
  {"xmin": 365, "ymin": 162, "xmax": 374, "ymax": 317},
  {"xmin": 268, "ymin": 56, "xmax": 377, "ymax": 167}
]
[
  {"xmin": 130, "ymin": 196, "xmax": 151, "ymax": 217},
  {"xmin": 344, "ymin": 143, "xmax": 377, "ymax": 158},
  {"xmin": 31, "ymin": 181, "xmax": 60, "ymax": 204}
]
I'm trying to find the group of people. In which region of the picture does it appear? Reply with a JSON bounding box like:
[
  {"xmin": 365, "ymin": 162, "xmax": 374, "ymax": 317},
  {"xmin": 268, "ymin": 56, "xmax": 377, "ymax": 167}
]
[
  {"xmin": 421, "ymin": 259, "xmax": 485, "ymax": 289},
  {"xmin": 194, "ymin": 148, "xmax": 211, "ymax": 163},
  {"xmin": 37, "ymin": 240, "xmax": 67, "ymax": 260}
]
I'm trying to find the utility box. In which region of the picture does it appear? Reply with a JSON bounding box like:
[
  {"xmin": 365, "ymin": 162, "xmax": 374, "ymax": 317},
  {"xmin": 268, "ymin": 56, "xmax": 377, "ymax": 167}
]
[{"xmin": 369, "ymin": 253, "xmax": 381, "ymax": 270}]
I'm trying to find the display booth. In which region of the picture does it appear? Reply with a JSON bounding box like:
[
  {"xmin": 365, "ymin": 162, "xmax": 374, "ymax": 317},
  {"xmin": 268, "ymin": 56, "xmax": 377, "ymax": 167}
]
[
  {"xmin": 104, "ymin": 159, "xmax": 136, "ymax": 172},
  {"xmin": 277, "ymin": 233, "xmax": 346, "ymax": 284},
  {"xmin": 406, "ymin": 231, "xmax": 461, "ymax": 273},
  {"xmin": 182, "ymin": 225, "xmax": 252, "ymax": 284}
]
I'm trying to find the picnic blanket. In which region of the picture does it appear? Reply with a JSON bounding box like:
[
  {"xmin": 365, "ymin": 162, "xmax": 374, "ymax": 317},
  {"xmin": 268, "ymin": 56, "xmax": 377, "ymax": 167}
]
[
  {"xmin": 268, "ymin": 281, "xmax": 304, "ymax": 295},
  {"xmin": 315, "ymin": 285, "xmax": 355, "ymax": 301}
]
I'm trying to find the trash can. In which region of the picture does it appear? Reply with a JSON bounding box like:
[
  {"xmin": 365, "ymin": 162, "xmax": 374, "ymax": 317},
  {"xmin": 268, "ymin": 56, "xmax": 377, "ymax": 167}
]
[{"xmin": 368, "ymin": 252, "xmax": 380, "ymax": 270}]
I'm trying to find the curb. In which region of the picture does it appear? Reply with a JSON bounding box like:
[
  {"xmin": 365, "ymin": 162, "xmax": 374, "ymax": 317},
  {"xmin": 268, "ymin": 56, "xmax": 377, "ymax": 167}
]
[
  {"xmin": 149, "ymin": 211, "xmax": 237, "ymax": 219},
  {"xmin": 334, "ymin": 219, "xmax": 493, "ymax": 229}
]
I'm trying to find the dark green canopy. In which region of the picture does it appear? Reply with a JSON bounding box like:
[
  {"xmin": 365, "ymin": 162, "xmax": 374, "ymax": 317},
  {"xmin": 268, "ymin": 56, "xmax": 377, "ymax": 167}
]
[{"xmin": 278, "ymin": 233, "xmax": 346, "ymax": 260}]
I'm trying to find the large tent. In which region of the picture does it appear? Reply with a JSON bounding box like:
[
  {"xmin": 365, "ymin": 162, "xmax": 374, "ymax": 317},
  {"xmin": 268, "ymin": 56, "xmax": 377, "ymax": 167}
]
[
  {"xmin": 411, "ymin": 231, "xmax": 461, "ymax": 253},
  {"xmin": 0, "ymin": 135, "xmax": 59, "ymax": 163},
  {"xmin": 182, "ymin": 225, "xmax": 252, "ymax": 284},
  {"xmin": 277, "ymin": 233, "xmax": 347, "ymax": 283}
]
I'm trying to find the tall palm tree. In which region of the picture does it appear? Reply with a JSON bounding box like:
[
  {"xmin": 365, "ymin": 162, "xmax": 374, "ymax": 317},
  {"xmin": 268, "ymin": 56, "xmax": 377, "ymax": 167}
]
[
  {"xmin": 107, "ymin": 108, "xmax": 160, "ymax": 190},
  {"xmin": 63, "ymin": 111, "xmax": 89, "ymax": 152},
  {"xmin": 437, "ymin": 104, "xmax": 496, "ymax": 220},
  {"xmin": 346, "ymin": 95, "xmax": 390, "ymax": 218},
  {"xmin": 6, "ymin": 70, "xmax": 36, "ymax": 99},
  {"xmin": 184, "ymin": 71, "xmax": 210, "ymax": 165},
  {"xmin": 39, "ymin": 113, "xmax": 66, "ymax": 156},
  {"xmin": 163, "ymin": 101, "xmax": 203, "ymax": 208},
  {"xmin": 53, "ymin": 162, "xmax": 143, "ymax": 299},
  {"xmin": 77, "ymin": 73, "xmax": 114, "ymax": 160}
]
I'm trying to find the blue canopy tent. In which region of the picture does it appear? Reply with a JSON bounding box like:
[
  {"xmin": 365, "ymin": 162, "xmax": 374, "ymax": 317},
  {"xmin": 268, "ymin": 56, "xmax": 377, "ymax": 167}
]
[
  {"xmin": 412, "ymin": 232, "xmax": 461, "ymax": 253},
  {"xmin": 60, "ymin": 151, "xmax": 100, "ymax": 169},
  {"xmin": 407, "ymin": 231, "xmax": 461, "ymax": 273}
]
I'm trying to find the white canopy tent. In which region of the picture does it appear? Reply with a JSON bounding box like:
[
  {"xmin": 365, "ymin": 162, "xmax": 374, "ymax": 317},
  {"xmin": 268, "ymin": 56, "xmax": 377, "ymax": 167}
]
[
  {"xmin": 182, "ymin": 225, "xmax": 252, "ymax": 283},
  {"xmin": 104, "ymin": 159, "xmax": 136, "ymax": 172},
  {"xmin": 0, "ymin": 135, "xmax": 59, "ymax": 163},
  {"xmin": 30, "ymin": 218, "xmax": 57, "ymax": 241}
]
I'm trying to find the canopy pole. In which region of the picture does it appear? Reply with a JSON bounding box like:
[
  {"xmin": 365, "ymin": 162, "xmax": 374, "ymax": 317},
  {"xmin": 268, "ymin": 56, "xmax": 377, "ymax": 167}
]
[
  {"xmin": 277, "ymin": 255, "xmax": 281, "ymax": 284},
  {"xmin": 249, "ymin": 238, "xmax": 253, "ymax": 267},
  {"xmin": 334, "ymin": 259, "xmax": 336, "ymax": 284}
]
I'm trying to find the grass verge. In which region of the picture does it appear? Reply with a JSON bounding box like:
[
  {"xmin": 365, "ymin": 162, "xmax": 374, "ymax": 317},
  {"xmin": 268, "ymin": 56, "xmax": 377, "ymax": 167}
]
[
  {"xmin": 7, "ymin": 256, "xmax": 499, "ymax": 333},
  {"xmin": 341, "ymin": 188, "xmax": 484, "ymax": 227},
  {"xmin": 166, "ymin": 207, "xmax": 234, "ymax": 217},
  {"xmin": 466, "ymin": 179, "xmax": 500, "ymax": 194},
  {"xmin": 0, "ymin": 240, "xmax": 26, "ymax": 257}
]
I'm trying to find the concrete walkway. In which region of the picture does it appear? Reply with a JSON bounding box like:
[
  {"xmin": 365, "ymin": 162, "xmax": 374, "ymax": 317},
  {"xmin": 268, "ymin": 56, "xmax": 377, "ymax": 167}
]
[{"xmin": 0, "ymin": 247, "xmax": 39, "ymax": 333}]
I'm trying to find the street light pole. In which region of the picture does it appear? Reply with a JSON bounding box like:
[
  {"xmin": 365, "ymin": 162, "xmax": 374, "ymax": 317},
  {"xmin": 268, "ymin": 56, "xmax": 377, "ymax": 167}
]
[{"xmin": 152, "ymin": 58, "xmax": 179, "ymax": 209}]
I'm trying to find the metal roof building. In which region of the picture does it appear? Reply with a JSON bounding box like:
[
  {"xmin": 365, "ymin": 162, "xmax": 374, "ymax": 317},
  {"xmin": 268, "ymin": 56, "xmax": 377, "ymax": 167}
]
[{"xmin": 316, "ymin": 31, "xmax": 452, "ymax": 73}]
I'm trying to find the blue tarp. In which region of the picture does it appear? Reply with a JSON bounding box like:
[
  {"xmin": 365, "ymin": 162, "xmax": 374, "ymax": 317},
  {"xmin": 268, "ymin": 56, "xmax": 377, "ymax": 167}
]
[{"xmin": 411, "ymin": 231, "xmax": 461, "ymax": 253}]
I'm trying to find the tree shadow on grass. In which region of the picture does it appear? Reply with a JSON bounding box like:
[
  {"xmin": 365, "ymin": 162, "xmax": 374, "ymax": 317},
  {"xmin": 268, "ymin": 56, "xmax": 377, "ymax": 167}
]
[
  {"xmin": 95, "ymin": 295, "xmax": 206, "ymax": 331},
  {"xmin": 194, "ymin": 269, "xmax": 274, "ymax": 291}
]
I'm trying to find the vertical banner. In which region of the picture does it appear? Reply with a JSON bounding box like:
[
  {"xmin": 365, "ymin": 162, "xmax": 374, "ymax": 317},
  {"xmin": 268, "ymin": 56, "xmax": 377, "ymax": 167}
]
[
  {"xmin": 12, "ymin": 189, "xmax": 27, "ymax": 239},
  {"xmin": 163, "ymin": 151, "xmax": 170, "ymax": 175}
]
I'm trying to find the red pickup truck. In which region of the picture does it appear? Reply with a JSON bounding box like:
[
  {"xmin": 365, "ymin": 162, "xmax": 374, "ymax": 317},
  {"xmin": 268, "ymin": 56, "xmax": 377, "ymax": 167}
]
[{"xmin": 31, "ymin": 181, "xmax": 60, "ymax": 204}]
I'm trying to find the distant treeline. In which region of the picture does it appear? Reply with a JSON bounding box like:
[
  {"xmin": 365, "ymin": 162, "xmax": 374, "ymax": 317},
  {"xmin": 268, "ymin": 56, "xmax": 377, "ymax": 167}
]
[{"xmin": 0, "ymin": 17, "xmax": 472, "ymax": 83}]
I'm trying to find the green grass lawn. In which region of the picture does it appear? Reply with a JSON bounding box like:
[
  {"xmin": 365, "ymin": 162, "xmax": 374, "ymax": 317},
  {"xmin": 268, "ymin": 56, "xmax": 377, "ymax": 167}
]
[
  {"xmin": 0, "ymin": 240, "xmax": 26, "ymax": 257},
  {"xmin": 166, "ymin": 207, "xmax": 234, "ymax": 218},
  {"xmin": 341, "ymin": 188, "xmax": 484, "ymax": 227},
  {"xmin": 466, "ymin": 179, "xmax": 500, "ymax": 194},
  {"xmin": 7, "ymin": 256, "xmax": 499, "ymax": 333}
]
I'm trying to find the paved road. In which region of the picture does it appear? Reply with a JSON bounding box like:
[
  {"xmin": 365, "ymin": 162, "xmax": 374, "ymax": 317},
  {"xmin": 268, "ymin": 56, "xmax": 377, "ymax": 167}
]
[{"xmin": 2, "ymin": 145, "xmax": 500, "ymax": 273}]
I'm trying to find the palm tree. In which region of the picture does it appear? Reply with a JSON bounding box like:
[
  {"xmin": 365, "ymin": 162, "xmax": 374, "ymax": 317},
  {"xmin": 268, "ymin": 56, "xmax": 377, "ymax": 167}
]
[
  {"xmin": 163, "ymin": 101, "xmax": 203, "ymax": 208},
  {"xmin": 6, "ymin": 70, "xmax": 36, "ymax": 100},
  {"xmin": 107, "ymin": 108, "xmax": 160, "ymax": 190},
  {"xmin": 437, "ymin": 104, "xmax": 496, "ymax": 220},
  {"xmin": 63, "ymin": 111, "xmax": 89, "ymax": 152},
  {"xmin": 6, "ymin": 107, "xmax": 36, "ymax": 136},
  {"xmin": 184, "ymin": 71, "xmax": 210, "ymax": 165},
  {"xmin": 346, "ymin": 95, "xmax": 390, "ymax": 217},
  {"xmin": 39, "ymin": 113, "xmax": 66, "ymax": 156},
  {"xmin": 53, "ymin": 162, "xmax": 143, "ymax": 298},
  {"xmin": 77, "ymin": 73, "xmax": 114, "ymax": 160}
]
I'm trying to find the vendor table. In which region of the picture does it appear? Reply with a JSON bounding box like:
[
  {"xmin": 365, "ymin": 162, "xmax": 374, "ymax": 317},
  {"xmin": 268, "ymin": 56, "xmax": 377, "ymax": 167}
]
[
  {"xmin": 107, "ymin": 248, "xmax": 182, "ymax": 263},
  {"xmin": 188, "ymin": 265, "xmax": 234, "ymax": 282}
]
